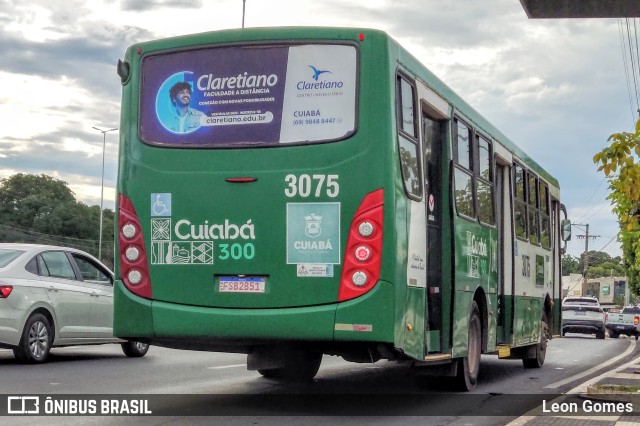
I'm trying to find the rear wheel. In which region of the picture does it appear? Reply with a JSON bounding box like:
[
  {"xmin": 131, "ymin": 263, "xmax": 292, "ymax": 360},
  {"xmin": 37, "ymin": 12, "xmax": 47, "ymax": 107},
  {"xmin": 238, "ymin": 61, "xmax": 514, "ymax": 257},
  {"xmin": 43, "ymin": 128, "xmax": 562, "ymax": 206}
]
[
  {"xmin": 608, "ymin": 331, "xmax": 619, "ymax": 339},
  {"xmin": 596, "ymin": 330, "xmax": 605, "ymax": 340},
  {"xmin": 523, "ymin": 313, "xmax": 549, "ymax": 368},
  {"xmin": 255, "ymin": 348, "xmax": 322, "ymax": 382},
  {"xmin": 14, "ymin": 313, "xmax": 52, "ymax": 364},
  {"xmin": 121, "ymin": 341, "xmax": 149, "ymax": 357},
  {"xmin": 453, "ymin": 301, "xmax": 481, "ymax": 391}
]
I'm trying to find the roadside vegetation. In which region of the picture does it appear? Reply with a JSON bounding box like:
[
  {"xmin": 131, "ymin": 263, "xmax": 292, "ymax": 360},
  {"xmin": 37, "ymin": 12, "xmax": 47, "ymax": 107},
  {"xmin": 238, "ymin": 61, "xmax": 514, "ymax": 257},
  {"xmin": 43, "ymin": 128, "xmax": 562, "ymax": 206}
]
[
  {"xmin": 0, "ymin": 173, "xmax": 114, "ymax": 267},
  {"xmin": 594, "ymin": 119, "xmax": 640, "ymax": 296}
]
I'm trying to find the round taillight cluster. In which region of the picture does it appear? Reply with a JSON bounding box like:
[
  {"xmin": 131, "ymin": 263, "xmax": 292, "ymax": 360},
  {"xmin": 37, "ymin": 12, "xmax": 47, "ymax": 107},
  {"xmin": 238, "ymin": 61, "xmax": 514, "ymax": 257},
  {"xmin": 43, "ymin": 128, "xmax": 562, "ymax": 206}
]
[
  {"xmin": 121, "ymin": 222, "xmax": 144, "ymax": 285},
  {"xmin": 118, "ymin": 195, "xmax": 152, "ymax": 299},
  {"xmin": 350, "ymin": 223, "xmax": 375, "ymax": 286},
  {"xmin": 339, "ymin": 189, "xmax": 384, "ymax": 301}
]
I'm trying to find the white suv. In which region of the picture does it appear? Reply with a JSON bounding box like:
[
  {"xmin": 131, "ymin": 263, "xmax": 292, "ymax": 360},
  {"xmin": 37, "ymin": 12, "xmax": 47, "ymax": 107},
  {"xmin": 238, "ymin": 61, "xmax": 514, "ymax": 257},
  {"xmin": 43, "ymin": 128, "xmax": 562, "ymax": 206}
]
[{"xmin": 561, "ymin": 296, "xmax": 606, "ymax": 339}]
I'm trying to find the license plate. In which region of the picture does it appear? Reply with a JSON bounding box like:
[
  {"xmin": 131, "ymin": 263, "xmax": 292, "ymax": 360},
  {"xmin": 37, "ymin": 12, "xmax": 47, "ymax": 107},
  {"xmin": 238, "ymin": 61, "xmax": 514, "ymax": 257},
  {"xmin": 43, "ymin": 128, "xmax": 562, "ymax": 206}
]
[
  {"xmin": 574, "ymin": 311, "xmax": 586, "ymax": 316},
  {"xmin": 218, "ymin": 276, "xmax": 266, "ymax": 293},
  {"xmin": 617, "ymin": 325, "xmax": 625, "ymax": 329}
]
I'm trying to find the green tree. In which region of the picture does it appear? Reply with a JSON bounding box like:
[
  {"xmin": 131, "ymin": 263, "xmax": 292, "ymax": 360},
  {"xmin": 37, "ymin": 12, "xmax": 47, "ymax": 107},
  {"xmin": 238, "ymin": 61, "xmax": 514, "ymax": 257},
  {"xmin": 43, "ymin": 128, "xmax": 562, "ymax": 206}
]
[
  {"xmin": 593, "ymin": 118, "xmax": 640, "ymax": 294},
  {"xmin": 562, "ymin": 254, "xmax": 580, "ymax": 275},
  {"xmin": 0, "ymin": 173, "xmax": 114, "ymax": 267},
  {"xmin": 0, "ymin": 173, "xmax": 76, "ymax": 229}
]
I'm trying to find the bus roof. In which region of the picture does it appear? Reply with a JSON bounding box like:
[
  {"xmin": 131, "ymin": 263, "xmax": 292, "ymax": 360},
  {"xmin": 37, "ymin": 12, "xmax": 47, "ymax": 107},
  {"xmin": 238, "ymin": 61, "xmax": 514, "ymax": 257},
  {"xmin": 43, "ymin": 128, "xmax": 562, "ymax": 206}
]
[{"xmin": 127, "ymin": 26, "xmax": 559, "ymax": 189}]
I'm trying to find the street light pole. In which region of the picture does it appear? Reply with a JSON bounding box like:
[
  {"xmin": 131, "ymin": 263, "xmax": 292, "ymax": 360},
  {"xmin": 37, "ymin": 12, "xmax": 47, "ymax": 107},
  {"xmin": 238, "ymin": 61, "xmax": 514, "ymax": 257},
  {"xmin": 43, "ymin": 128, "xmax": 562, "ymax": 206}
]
[
  {"xmin": 242, "ymin": 0, "xmax": 246, "ymax": 28},
  {"xmin": 92, "ymin": 126, "xmax": 117, "ymax": 262}
]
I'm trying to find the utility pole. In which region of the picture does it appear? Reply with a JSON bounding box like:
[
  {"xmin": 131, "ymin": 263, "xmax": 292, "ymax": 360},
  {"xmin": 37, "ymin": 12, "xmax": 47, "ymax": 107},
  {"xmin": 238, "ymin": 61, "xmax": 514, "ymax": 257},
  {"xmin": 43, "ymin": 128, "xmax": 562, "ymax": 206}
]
[{"xmin": 572, "ymin": 223, "xmax": 601, "ymax": 295}]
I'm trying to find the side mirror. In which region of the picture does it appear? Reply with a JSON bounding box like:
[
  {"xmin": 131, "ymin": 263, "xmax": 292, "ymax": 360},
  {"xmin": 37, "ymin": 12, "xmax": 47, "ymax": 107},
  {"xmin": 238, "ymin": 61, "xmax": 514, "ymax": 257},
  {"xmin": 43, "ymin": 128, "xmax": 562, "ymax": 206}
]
[
  {"xmin": 561, "ymin": 219, "xmax": 572, "ymax": 242},
  {"xmin": 117, "ymin": 59, "xmax": 130, "ymax": 85}
]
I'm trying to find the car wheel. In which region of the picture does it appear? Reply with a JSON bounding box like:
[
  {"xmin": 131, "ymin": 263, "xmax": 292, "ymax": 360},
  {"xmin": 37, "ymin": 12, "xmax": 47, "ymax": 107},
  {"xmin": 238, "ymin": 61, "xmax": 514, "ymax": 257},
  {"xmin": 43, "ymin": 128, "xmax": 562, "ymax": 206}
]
[
  {"xmin": 121, "ymin": 341, "xmax": 149, "ymax": 357},
  {"xmin": 13, "ymin": 313, "xmax": 53, "ymax": 364},
  {"xmin": 609, "ymin": 331, "xmax": 619, "ymax": 339}
]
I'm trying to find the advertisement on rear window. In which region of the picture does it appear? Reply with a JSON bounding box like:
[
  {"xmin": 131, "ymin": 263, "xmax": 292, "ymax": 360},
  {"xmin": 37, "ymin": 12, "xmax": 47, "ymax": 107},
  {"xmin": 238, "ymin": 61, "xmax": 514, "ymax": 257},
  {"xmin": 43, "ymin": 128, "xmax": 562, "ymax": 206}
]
[{"xmin": 140, "ymin": 44, "xmax": 357, "ymax": 146}]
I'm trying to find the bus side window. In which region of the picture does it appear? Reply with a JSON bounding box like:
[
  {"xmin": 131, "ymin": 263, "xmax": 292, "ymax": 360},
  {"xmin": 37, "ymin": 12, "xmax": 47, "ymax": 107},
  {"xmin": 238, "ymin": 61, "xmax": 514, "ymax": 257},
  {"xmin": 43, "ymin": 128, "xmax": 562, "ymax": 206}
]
[
  {"xmin": 528, "ymin": 173, "xmax": 540, "ymax": 245},
  {"xmin": 396, "ymin": 75, "xmax": 422, "ymax": 199},
  {"xmin": 513, "ymin": 164, "xmax": 528, "ymax": 240},
  {"xmin": 539, "ymin": 181, "xmax": 551, "ymax": 250},
  {"xmin": 453, "ymin": 118, "xmax": 475, "ymax": 218},
  {"xmin": 476, "ymin": 136, "xmax": 494, "ymax": 225}
]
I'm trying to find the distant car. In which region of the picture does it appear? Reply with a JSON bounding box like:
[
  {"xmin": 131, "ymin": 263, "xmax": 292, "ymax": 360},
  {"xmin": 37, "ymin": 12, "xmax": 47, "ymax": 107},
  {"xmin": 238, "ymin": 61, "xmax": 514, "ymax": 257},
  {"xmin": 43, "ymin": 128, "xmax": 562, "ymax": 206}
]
[
  {"xmin": 561, "ymin": 296, "xmax": 606, "ymax": 339},
  {"xmin": 0, "ymin": 243, "xmax": 149, "ymax": 363},
  {"xmin": 605, "ymin": 305, "xmax": 640, "ymax": 339},
  {"xmin": 563, "ymin": 296, "xmax": 600, "ymax": 306}
]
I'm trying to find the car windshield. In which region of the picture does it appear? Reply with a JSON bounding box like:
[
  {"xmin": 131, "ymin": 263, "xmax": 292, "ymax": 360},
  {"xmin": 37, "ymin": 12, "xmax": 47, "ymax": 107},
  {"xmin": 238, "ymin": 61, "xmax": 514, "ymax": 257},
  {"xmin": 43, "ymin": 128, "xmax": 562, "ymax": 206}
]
[{"xmin": 0, "ymin": 249, "xmax": 25, "ymax": 268}]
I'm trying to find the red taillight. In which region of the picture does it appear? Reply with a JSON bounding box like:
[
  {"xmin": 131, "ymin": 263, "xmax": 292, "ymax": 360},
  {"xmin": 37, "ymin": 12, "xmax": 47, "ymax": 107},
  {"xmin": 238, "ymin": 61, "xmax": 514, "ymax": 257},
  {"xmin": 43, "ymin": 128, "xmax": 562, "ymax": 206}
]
[
  {"xmin": 338, "ymin": 189, "xmax": 384, "ymax": 302},
  {"xmin": 0, "ymin": 285, "xmax": 12, "ymax": 298},
  {"xmin": 635, "ymin": 316, "xmax": 639, "ymax": 326},
  {"xmin": 118, "ymin": 194, "xmax": 152, "ymax": 299}
]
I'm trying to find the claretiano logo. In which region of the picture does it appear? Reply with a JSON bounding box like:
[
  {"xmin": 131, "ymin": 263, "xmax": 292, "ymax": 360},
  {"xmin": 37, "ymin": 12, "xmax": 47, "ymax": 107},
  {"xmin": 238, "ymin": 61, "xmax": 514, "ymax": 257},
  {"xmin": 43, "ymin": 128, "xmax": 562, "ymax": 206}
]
[{"xmin": 297, "ymin": 65, "xmax": 344, "ymax": 91}]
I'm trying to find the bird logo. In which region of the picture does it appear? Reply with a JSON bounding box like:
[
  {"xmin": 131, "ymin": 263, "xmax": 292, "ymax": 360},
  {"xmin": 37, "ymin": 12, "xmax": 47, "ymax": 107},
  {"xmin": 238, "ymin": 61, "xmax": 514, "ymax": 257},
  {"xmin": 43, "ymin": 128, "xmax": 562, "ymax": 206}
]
[{"xmin": 308, "ymin": 65, "xmax": 331, "ymax": 81}]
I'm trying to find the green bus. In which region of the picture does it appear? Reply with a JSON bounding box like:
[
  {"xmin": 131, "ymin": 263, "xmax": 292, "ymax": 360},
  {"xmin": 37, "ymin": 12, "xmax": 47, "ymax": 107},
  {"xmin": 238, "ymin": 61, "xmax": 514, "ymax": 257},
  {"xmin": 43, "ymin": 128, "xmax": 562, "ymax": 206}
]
[{"xmin": 113, "ymin": 27, "xmax": 570, "ymax": 391}]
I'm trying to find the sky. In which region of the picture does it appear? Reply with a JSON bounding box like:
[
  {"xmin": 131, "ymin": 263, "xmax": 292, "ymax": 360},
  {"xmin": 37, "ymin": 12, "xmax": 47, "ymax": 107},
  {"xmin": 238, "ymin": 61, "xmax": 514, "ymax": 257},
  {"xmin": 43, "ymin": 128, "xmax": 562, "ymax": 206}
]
[{"xmin": 0, "ymin": 0, "xmax": 636, "ymax": 259}]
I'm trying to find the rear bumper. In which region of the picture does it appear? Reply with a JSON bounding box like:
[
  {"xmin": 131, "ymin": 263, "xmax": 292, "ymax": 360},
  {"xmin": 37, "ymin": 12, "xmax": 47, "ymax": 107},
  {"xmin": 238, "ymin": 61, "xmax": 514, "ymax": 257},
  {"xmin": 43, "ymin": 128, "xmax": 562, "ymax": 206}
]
[
  {"xmin": 605, "ymin": 324, "xmax": 639, "ymax": 334},
  {"xmin": 114, "ymin": 279, "xmax": 394, "ymax": 351},
  {"xmin": 0, "ymin": 300, "xmax": 24, "ymax": 347},
  {"xmin": 562, "ymin": 319, "xmax": 604, "ymax": 334}
]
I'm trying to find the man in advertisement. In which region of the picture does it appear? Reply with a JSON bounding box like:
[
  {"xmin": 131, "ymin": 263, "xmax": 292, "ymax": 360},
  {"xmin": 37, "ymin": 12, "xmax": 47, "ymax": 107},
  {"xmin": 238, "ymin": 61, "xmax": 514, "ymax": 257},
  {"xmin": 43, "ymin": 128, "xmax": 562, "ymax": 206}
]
[{"xmin": 165, "ymin": 81, "xmax": 204, "ymax": 134}]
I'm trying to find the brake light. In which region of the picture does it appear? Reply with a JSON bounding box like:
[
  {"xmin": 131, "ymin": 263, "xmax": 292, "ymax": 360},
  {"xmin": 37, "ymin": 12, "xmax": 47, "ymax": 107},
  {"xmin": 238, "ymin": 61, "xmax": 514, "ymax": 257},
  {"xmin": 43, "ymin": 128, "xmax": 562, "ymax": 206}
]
[
  {"xmin": 0, "ymin": 285, "xmax": 12, "ymax": 298},
  {"xmin": 338, "ymin": 189, "xmax": 383, "ymax": 302},
  {"xmin": 118, "ymin": 194, "xmax": 152, "ymax": 299},
  {"xmin": 635, "ymin": 316, "xmax": 639, "ymax": 326}
]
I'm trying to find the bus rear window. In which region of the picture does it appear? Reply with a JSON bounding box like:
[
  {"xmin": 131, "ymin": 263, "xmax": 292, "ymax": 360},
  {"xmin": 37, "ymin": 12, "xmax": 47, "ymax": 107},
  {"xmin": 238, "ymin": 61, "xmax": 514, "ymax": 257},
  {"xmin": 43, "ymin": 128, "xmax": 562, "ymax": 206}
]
[{"xmin": 139, "ymin": 44, "xmax": 357, "ymax": 147}]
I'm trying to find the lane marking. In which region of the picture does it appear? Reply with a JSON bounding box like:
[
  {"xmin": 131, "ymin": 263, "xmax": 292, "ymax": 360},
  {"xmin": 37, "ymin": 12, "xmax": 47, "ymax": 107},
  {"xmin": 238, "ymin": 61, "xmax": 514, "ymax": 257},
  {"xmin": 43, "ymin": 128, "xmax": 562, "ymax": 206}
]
[
  {"xmin": 205, "ymin": 364, "xmax": 246, "ymax": 370},
  {"xmin": 544, "ymin": 339, "xmax": 636, "ymax": 389}
]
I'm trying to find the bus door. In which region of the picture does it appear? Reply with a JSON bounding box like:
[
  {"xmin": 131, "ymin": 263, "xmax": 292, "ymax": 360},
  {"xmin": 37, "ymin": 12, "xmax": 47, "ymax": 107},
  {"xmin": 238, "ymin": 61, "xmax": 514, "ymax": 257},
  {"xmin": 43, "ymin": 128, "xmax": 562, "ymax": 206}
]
[
  {"xmin": 494, "ymin": 147, "xmax": 513, "ymax": 344},
  {"xmin": 418, "ymin": 88, "xmax": 450, "ymax": 355},
  {"xmin": 422, "ymin": 111, "xmax": 445, "ymax": 353}
]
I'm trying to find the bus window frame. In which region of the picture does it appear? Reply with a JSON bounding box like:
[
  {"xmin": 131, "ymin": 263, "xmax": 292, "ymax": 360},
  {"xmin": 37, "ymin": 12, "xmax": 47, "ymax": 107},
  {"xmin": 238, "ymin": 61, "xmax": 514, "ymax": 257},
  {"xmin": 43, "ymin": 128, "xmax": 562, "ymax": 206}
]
[
  {"xmin": 452, "ymin": 116, "xmax": 475, "ymax": 220},
  {"xmin": 528, "ymin": 171, "xmax": 541, "ymax": 247},
  {"xmin": 396, "ymin": 72, "xmax": 423, "ymax": 201},
  {"xmin": 136, "ymin": 40, "xmax": 361, "ymax": 149},
  {"xmin": 451, "ymin": 116, "xmax": 497, "ymax": 228},
  {"xmin": 539, "ymin": 180, "xmax": 552, "ymax": 250},
  {"xmin": 475, "ymin": 133, "xmax": 496, "ymax": 227},
  {"xmin": 513, "ymin": 161, "xmax": 529, "ymax": 242}
]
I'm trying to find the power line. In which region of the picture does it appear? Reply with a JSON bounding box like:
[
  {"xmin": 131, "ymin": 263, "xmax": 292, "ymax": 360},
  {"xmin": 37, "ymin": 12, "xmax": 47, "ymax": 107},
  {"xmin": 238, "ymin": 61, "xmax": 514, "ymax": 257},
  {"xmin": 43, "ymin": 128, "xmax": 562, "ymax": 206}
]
[
  {"xmin": 598, "ymin": 235, "xmax": 618, "ymax": 252},
  {"xmin": 625, "ymin": 18, "xmax": 640, "ymax": 118},
  {"xmin": 619, "ymin": 19, "xmax": 636, "ymax": 124}
]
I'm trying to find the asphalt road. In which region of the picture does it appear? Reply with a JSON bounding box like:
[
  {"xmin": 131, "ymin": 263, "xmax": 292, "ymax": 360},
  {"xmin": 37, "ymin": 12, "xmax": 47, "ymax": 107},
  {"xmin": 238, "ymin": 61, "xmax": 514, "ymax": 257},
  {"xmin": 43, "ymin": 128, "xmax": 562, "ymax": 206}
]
[{"xmin": 0, "ymin": 333, "xmax": 637, "ymax": 425}]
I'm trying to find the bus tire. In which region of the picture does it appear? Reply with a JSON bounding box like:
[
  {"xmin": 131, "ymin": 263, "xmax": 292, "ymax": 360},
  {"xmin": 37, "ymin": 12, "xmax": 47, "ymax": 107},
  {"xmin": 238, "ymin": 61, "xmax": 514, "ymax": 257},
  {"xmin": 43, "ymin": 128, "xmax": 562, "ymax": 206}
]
[
  {"xmin": 121, "ymin": 341, "xmax": 150, "ymax": 357},
  {"xmin": 453, "ymin": 301, "xmax": 481, "ymax": 392},
  {"xmin": 13, "ymin": 313, "xmax": 53, "ymax": 364},
  {"xmin": 257, "ymin": 349, "xmax": 322, "ymax": 382},
  {"xmin": 523, "ymin": 313, "xmax": 548, "ymax": 368}
]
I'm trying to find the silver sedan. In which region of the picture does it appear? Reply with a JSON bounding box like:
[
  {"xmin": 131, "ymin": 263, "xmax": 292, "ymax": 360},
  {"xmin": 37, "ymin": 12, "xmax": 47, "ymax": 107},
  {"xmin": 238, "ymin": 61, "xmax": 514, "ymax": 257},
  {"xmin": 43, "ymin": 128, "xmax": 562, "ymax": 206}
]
[{"xmin": 0, "ymin": 243, "xmax": 149, "ymax": 363}]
